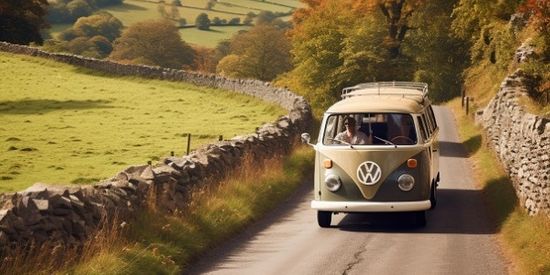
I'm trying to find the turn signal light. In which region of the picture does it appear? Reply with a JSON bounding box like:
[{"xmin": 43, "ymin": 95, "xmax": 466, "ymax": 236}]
[
  {"xmin": 323, "ymin": 159, "xmax": 333, "ymax": 169},
  {"xmin": 407, "ymin": 159, "xmax": 417, "ymax": 168}
]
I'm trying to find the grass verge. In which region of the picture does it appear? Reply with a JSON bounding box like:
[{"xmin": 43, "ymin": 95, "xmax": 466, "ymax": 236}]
[
  {"xmin": 447, "ymin": 98, "xmax": 550, "ymax": 275},
  {"xmin": 57, "ymin": 145, "xmax": 314, "ymax": 274}
]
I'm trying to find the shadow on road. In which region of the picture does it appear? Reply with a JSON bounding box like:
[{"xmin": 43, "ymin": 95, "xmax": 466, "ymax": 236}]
[
  {"xmin": 337, "ymin": 188, "xmax": 498, "ymax": 235},
  {"xmin": 439, "ymin": 141, "xmax": 469, "ymax": 158}
]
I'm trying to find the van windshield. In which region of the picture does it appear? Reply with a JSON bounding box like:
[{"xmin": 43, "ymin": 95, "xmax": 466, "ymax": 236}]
[{"xmin": 322, "ymin": 113, "xmax": 417, "ymax": 145}]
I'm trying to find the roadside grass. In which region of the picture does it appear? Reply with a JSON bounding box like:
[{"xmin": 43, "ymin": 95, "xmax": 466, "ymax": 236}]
[
  {"xmin": 61, "ymin": 145, "xmax": 314, "ymax": 274},
  {"xmin": 0, "ymin": 52, "xmax": 285, "ymax": 192},
  {"xmin": 447, "ymin": 98, "xmax": 550, "ymax": 274}
]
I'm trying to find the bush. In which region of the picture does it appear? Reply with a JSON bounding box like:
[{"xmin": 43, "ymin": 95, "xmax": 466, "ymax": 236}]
[
  {"xmin": 195, "ymin": 13, "xmax": 210, "ymax": 30},
  {"xmin": 66, "ymin": 0, "xmax": 93, "ymax": 19},
  {"xmin": 228, "ymin": 17, "xmax": 240, "ymax": 25}
]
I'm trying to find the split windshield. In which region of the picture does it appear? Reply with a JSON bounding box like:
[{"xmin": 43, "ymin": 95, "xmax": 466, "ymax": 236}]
[{"xmin": 322, "ymin": 113, "xmax": 417, "ymax": 146}]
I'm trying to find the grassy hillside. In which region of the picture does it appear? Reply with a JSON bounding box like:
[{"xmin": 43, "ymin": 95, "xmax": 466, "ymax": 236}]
[
  {"xmin": 0, "ymin": 52, "xmax": 285, "ymax": 192},
  {"xmin": 49, "ymin": 0, "xmax": 302, "ymax": 48}
]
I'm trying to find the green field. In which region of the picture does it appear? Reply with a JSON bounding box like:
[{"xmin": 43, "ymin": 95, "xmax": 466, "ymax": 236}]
[
  {"xmin": 48, "ymin": 0, "xmax": 300, "ymax": 48},
  {"xmin": 0, "ymin": 52, "xmax": 285, "ymax": 192},
  {"xmin": 179, "ymin": 25, "xmax": 251, "ymax": 47}
]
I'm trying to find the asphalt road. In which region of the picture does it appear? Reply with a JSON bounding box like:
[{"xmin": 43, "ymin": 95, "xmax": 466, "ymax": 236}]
[{"xmin": 187, "ymin": 106, "xmax": 509, "ymax": 275}]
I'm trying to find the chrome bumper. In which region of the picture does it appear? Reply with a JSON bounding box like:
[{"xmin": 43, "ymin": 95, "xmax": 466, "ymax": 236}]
[{"xmin": 311, "ymin": 200, "xmax": 431, "ymax": 212}]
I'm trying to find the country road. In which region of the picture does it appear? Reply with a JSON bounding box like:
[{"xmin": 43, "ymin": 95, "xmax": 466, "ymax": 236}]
[{"xmin": 187, "ymin": 106, "xmax": 509, "ymax": 275}]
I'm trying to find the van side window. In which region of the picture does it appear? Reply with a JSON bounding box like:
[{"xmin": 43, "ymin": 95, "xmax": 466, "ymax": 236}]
[
  {"xmin": 422, "ymin": 109, "xmax": 435, "ymax": 133},
  {"xmin": 417, "ymin": 116, "xmax": 428, "ymax": 142},
  {"xmin": 427, "ymin": 105, "xmax": 438, "ymax": 130},
  {"xmin": 421, "ymin": 114, "xmax": 432, "ymax": 137}
]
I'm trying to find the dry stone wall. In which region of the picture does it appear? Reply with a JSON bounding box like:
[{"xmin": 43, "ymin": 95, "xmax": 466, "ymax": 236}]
[
  {"xmin": 480, "ymin": 43, "xmax": 550, "ymax": 216},
  {"xmin": 0, "ymin": 42, "xmax": 312, "ymax": 250}
]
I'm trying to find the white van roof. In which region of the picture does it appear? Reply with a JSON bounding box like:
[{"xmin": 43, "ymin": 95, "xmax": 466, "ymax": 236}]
[{"xmin": 326, "ymin": 82, "xmax": 430, "ymax": 113}]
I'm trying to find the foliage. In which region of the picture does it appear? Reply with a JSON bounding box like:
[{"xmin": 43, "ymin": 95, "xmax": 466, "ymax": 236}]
[
  {"xmin": 216, "ymin": 24, "xmax": 292, "ymax": 81},
  {"xmin": 281, "ymin": 0, "xmax": 388, "ymax": 112},
  {"xmin": 243, "ymin": 12, "xmax": 256, "ymax": 25},
  {"xmin": 206, "ymin": 0, "xmax": 216, "ymax": 10},
  {"xmin": 405, "ymin": 0, "xmax": 469, "ymax": 101},
  {"xmin": 0, "ymin": 53, "xmax": 285, "ymax": 192},
  {"xmin": 192, "ymin": 46, "xmax": 217, "ymax": 72},
  {"xmin": 66, "ymin": 0, "xmax": 93, "ymax": 19},
  {"xmin": 195, "ymin": 13, "xmax": 211, "ymax": 30},
  {"xmin": 43, "ymin": 12, "xmax": 122, "ymax": 58},
  {"xmin": 0, "ymin": 0, "xmax": 49, "ymax": 45},
  {"xmin": 255, "ymin": 10, "xmax": 292, "ymax": 29},
  {"xmin": 451, "ymin": 0, "xmax": 522, "ymax": 66},
  {"xmin": 110, "ymin": 19, "xmax": 195, "ymax": 69},
  {"xmin": 47, "ymin": 0, "xmax": 123, "ymax": 24}
]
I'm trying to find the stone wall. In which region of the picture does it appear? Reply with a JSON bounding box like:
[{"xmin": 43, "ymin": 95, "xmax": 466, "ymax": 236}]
[
  {"xmin": 480, "ymin": 43, "xmax": 550, "ymax": 216},
  {"xmin": 0, "ymin": 42, "xmax": 312, "ymax": 250}
]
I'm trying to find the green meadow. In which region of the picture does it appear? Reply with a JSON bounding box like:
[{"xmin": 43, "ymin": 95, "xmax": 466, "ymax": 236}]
[
  {"xmin": 49, "ymin": 0, "xmax": 302, "ymax": 47},
  {"xmin": 0, "ymin": 52, "xmax": 285, "ymax": 192},
  {"xmin": 179, "ymin": 25, "xmax": 251, "ymax": 48}
]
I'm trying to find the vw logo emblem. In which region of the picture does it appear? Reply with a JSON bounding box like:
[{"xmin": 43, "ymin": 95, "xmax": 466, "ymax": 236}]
[{"xmin": 357, "ymin": 161, "xmax": 382, "ymax": 185}]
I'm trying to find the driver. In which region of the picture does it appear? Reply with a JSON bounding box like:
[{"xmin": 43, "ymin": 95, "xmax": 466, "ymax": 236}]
[{"xmin": 334, "ymin": 117, "xmax": 371, "ymax": 145}]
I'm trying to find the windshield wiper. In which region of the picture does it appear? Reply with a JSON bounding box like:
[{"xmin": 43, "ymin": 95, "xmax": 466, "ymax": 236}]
[
  {"xmin": 373, "ymin": 136, "xmax": 397, "ymax": 148},
  {"xmin": 328, "ymin": 138, "xmax": 354, "ymax": 149}
]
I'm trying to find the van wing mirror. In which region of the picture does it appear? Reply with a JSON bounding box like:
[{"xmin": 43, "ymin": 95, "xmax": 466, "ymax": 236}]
[
  {"xmin": 301, "ymin": 133, "xmax": 315, "ymax": 148},
  {"xmin": 301, "ymin": 133, "xmax": 311, "ymax": 144}
]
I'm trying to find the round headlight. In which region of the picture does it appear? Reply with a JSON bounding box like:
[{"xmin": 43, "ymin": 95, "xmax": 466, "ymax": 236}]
[
  {"xmin": 325, "ymin": 174, "xmax": 342, "ymax": 192},
  {"xmin": 397, "ymin": 174, "xmax": 415, "ymax": 191}
]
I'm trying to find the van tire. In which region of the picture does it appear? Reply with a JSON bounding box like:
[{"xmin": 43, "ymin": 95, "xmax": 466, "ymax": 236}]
[
  {"xmin": 414, "ymin": 211, "xmax": 427, "ymax": 227},
  {"xmin": 429, "ymin": 181, "xmax": 437, "ymax": 210},
  {"xmin": 317, "ymin": 211, "xmax": 332, "ymax": 228}
]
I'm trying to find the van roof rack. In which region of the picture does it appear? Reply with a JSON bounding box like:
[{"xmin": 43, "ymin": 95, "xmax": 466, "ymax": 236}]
[{"xmin": 341, "ymin": 81, "xmax": 429, "ymax": 100}]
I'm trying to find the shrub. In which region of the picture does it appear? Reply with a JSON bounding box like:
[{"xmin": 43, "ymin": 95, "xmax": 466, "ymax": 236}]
[{"xmin": 195, "ymin": 13, "xmax": 210, "ymax": 30}]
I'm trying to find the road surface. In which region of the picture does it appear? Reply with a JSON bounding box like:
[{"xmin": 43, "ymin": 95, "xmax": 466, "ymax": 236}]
[{"xmin": 187, "ymin": 106, "xmax": 509, "ymax": 275}]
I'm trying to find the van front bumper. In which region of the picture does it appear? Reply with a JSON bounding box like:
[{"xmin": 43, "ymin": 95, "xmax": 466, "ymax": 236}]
[{"xmin": 311, "ymin": 200, "xmax": 431, "ymax": 212}]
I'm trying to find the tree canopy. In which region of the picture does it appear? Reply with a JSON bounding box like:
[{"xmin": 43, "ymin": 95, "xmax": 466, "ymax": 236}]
[
  {"xmin": 0, "ymin": 0, "xmax": 49, "ymax": 45},
  {"xmin": 217, "ymin": 24, "xmax": 292, "ymax": 81},
  {"xmin": 43, "ymin": 12, "xmax": 122, "ymax": 58},
  {"xmin": 110, "ymin": 19, "xmax": 195, "ymax": 69},
  {"xmin": 280, "ymin": 0, "xmax": 469, "ymax": 112},
  {"xmin": 195, "ymin": 13, "xmax": 211, "ymax": 30}
]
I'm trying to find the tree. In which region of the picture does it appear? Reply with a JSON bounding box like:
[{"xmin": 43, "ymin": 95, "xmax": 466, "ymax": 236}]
[
  {"xmin": 158, "ymin": 1, "xmax": 168, "ymax": 18},
  {"xmin": 66, "ymin": 0, "xmax": 93, "ymax": 19},
  {"xmin": 243, "ymin": 12, "xmax": 256, "ymax": 25},
  {"xmin": 228, "ymin": 17, "xmax": 241, "ymax": 25},
  {"xmin": 0, "ymin": 0, "xmax": 49, "ymax": 45},
  {"xmin": 280, "ymin": 0, "xmax": 389, "ymax": 110},
  {"xmin": 206, "ymin": 0, "xmax": 216, "ymax": 10},
  {"xmin": 169, "ymin": 1, "xmax": 181, "ymax": 21},
  {"xmin": 110, "ymin": 19, "xmax": 196, "ymax": 69},
  {"xmin": 216, "ymin": 24, "xmax": 292, "ymax": 81},
  {"xmin": 43, "ymin": 12, "xmax": 122, "ymax": 58},
  {"xmin": 193, "ymin": 46, "xmax": 217, "ymax": 72},
  {"xmin": 195, "ymin": 13, "xmax": 211, "ymax": 30},
  {"xmin": 72, "ymin": 12, "xmax": 123, "ymax": 41}
]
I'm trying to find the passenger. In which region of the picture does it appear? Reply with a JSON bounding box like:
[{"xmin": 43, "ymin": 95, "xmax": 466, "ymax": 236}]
[{"xmin": 334, "ymin": 117, "xmax": 371, "ymax": 145}]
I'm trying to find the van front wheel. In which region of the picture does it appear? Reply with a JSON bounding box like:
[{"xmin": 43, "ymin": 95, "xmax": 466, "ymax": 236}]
[{"xmin": 317, "ymin": 211, "xmax": 332, "ymax": 228}]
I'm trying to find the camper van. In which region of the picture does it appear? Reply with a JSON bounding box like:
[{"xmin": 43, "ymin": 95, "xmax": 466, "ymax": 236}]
[{"xmin": 301, "ymin": 82, "xmax": 440, "ymax": 227}]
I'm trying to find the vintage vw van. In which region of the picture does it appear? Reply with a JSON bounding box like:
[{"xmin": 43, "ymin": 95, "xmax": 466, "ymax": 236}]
[{"xmin": 301, "ymin": 82, "xmax": 440, "ymax": 227}]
